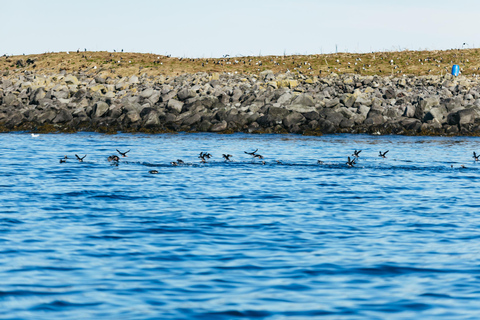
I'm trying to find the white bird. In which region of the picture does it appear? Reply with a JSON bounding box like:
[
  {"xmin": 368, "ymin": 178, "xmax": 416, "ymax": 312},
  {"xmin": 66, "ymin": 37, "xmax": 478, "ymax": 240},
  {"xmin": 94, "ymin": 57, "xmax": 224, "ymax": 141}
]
[{"xmin": 31, "ymin": 133, "xmax": 39, "ymax": 137}]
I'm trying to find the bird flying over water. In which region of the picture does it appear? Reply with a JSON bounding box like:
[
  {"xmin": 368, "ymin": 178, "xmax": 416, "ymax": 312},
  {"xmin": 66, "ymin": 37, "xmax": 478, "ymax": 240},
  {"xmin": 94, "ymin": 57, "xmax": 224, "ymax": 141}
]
[
  {"xmin": 244, "ymin": 149, "xmax": 258, "ymax": 156},
  {"xmin": 117, "ymin": 149, "xmax": 130, "ymax": 157},
  {"xmin": 352, "ymin": 150, "xmax": 362, "ymax": 158},
  {"xmin": 346, "ymin": 156, "xmax": 356, "ymax": 167},
  {"xmin": 379, "ymin": 150, "xmax": 389, "ymax": 158},
  {"xmin": 75, "ymin": 154, "xmax": 86, "ymax": 162},
  {"xmin": 473, "ymin": 152, "xmax": 479, "ymax": 161},
  {"xmin": 223, "ymin": 154, "xmax": 233, "ymax": 161}
]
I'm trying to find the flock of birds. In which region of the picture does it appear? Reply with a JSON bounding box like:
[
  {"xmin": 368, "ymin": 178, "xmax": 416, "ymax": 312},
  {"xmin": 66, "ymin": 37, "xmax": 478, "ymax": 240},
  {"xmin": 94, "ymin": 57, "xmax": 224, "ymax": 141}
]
[
  {"xmin": 56, "ymin": 148, "xmax": 401, "ymax": 174},
  {"xmin": 57, "ymin": 147, "xmax": 480, "ymax": 172},
  {"xmin": 60, "ymin": 149, "xmax": 480, "ymax": 174}
]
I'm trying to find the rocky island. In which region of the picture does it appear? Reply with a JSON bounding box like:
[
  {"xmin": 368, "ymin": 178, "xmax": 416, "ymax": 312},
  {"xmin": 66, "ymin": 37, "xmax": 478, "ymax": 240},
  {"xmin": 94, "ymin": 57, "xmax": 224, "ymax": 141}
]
[{"xmin": 2, "ymin": 50, "xmax": 480, "ymax": 135}]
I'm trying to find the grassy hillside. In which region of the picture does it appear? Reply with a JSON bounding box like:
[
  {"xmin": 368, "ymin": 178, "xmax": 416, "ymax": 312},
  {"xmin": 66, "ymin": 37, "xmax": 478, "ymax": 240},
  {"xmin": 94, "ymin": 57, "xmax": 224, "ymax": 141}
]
[{"xmin": 1, "ymin": 49, "xmax": 480, "ymax": 78}]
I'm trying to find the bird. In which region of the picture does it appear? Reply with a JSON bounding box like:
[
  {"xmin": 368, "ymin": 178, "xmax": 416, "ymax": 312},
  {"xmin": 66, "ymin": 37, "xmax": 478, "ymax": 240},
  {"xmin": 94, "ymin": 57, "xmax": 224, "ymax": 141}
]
[
  {"xmin": 108, "ymin": 155, "xmax": 120, "ymax": 162},
  {"xmin": 117, "ymin": 149, "xmax": 130, "ymax": 157},
  {"xmin": 473, "ymin": 152, "xmax": 479, "ymax": 161},
  {"xmin": 149, "ymin": 170, "xmax": 159, "ymax": 174},
  {"xmin": 59, "ymin": 155, "xmax": 68, "ymax": 163},
  {"xmin": 177, "ymin": 159, "xmax": 185, "ymax": 164},
  {"xmin": 379, "ymin": 150, "xmax": 389, "ymax": 158},
  {"xmin": 352, "ymin": 150, "xmax": 362, "ymax": 158},
  {"xmin": 223, "ymin": 154, "xmax": 233, "ymax": 161},
  {"xmin": 317, "ymin": 160, "xmax": 324, "ymax": 164},
  {"xmin": 31, "ymin": 133, "xmax": 39, "ymax": 137},
  {"xmin": 198, "ymin": 152, "xmax": 207, "ymax": 163},
  {"xmin": 346, "ymin": 156, "xmax": 356, "ymax": 167},
  {"xmin": 253, "ymin": 154, "xmax": 264, "ymax": 159},
  {"xmin": 75, "ymin": 154, "xmax": 86, "ymax": 162},
  {"xmin": 244, "ymin": 149, "xmax": 258, "ymax": 156},
  {"xmin": 170, "ymin": 162, "xmax": 178, "ymax": 166}
]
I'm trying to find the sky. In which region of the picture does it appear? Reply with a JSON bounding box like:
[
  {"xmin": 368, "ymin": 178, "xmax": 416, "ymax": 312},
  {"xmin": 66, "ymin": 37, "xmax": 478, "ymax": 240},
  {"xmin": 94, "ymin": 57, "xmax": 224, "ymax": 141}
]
[{"xmin": 2, "ymin": 0, "xmax": 480, "ymax": 58}]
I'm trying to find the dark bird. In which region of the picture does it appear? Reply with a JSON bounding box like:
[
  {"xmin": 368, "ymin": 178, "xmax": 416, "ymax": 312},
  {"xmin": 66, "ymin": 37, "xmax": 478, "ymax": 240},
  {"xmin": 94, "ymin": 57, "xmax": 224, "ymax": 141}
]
[
  {"xmin": 149, "ymin": 170, "xmax": 159, "ymax": 174},
  {"xmin": 244, "ymin": 149, "xmax": 258, "ymax": 156},
  {"xmin": 117, "ymin": 149, "xmax": 130, "ymax": 157},
  {"xmin": 108, "ymin": 155, "xmax": 120, "ymax": 162},
  {"xmin": 317, "ymin": 160, "xmax": 324, "ymax": 164},
  {"xmin": 170, "ymin": 162, "xmax": 178, "ymax": 166},
  {"xmin": 223, "ymin": 154, "xmax": 233, "ymax": 161},
  {"xmin": 379, "ymin": 150, "xmax": 389, "ymax": 158},
  {"xmin": 473, "ymin": 152, "xmax": 479, "ymax": 161},
  {"xmin": 204, "ymin": 153, "xmax": 212, "ymax": 159},
  {"xmin": 75, "ymin": 154, "xmax": 86, "ymax": 162},
  {"xmin": 59, "ymin": 155, "xmax": 68, "ymax": 163},
  {"xmin": 352, "ymin": 150, "xmax": 362, "ymax": 158},
  {"xmin": 253, "ymin": 154, "xmax": 264, "ymax": 159},
  {"xmin": 198, "ymin": 152, "xmax": 207, "ymax": 163},
  {"xmin": 346, "ymin": 156, "xmax": 356, "ymax": 167},
  {"xmin": 177, "ymin": 159, "xmax": 185, "ymax": 164}
]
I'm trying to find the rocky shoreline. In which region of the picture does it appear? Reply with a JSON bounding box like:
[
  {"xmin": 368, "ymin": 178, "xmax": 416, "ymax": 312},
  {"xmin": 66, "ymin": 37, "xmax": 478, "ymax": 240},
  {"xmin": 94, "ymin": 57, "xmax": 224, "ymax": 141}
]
[{"xmin": 2, "ymin": 70, "xmax": 480, "ymax": 135}]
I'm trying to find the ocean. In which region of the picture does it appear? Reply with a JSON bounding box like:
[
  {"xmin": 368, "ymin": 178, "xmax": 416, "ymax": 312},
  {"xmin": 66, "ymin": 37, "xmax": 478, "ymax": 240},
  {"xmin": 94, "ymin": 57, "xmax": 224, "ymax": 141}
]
[{"xmin": 1, "ymin": 132, "xmax": 480, "ymax": 319}]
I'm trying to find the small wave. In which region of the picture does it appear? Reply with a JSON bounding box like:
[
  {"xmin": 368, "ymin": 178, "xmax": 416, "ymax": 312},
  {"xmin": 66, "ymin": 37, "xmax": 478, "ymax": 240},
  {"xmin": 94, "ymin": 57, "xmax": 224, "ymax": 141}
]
[{"xmin": 30, "ymin": 300, "xmax": 102, "ymax": 311}]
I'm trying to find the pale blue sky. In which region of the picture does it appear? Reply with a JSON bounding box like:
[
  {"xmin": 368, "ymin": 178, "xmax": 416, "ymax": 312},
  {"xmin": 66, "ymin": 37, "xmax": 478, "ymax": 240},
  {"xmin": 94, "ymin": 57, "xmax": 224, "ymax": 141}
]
[{"xmin": 2, "ymin": 0, "xmax": 479, "ymax": 57}]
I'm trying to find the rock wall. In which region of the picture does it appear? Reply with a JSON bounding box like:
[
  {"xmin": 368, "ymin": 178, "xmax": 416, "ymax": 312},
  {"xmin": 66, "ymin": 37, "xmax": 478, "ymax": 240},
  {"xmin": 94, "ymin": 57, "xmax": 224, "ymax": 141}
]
[{"xmin": 1, "ymin": 70, "xmax": 480, "ymax": 135}]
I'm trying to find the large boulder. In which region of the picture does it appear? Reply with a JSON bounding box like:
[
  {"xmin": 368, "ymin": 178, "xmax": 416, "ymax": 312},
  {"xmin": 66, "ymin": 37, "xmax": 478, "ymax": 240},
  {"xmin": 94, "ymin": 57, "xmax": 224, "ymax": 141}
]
[
  {"xmin": 177, "ymin": 88, "xmax": 196, "ymax": 101},
  {"xmin": 93, "ymin": 101, "xmax": 109, "ymax": 118},
  {"xmin": 283, "ymin": 112, "xmax": 305, "ymax": 128},
  {"xmin": 53, "ymin": 109, "xmax": 73, "ymax": 123},
  {"xmin": 143, "ymin": 111, "xmax": 161, "ymax": 128},
  {"xmin": 423, "ymin": 106, "xmax": 447, "ymax": 123},
  {"xmin": 364, "ymin": 114, "xmax": 385, "ymax": 126},
  {"xmin": 140, "ymin": 88, "xmax": 154, "ymax": 99},
  {"xmin": 210, "ymin": 120, "xmax": 227, "ymax": 132},
  {"xmin": 402, "ymin": 105, "xmax": 415, "ymax": 118},
  {"xmin": 30, "ymin": 88, "xmax": 46, "ymax": 105},
  {"xmin": 415, "ymin": 97, "xmax": 440, "ymax": 119},
  {"xmin": 340, "ymin": 93, "xmax": 356, "ymax": 108},
  {"xmin": 448, "ymin": 108, "xmax": 477, "ymax": 125},
  {"xmin": 267, "ymin": 106, "xmax": 290, "ymax": 121},
  {"xmin": 291, "ymin": 93, "xmax": 314, "ymax": 106},
  {"xmin": 167, "ymin": 99, "xmax": 184, "ymax": 113},
  {"xmin": 64, "ymin": 75, "xmax": 79, "ymax": 85}
]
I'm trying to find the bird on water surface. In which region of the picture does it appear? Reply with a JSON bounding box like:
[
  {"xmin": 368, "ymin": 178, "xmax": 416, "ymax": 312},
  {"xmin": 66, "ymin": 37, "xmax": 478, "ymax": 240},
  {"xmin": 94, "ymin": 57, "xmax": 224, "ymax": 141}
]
[{"xmin": 108, "ymin": 155, "xmax": 120, "ymax": 162}]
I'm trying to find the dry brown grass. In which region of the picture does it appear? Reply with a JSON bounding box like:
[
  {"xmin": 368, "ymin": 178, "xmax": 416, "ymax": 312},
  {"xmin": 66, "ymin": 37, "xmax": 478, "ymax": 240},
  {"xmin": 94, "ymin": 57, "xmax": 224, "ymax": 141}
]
[{"xmin": 1, "ymin": 49, "xmax": 480, "ymax": 78}]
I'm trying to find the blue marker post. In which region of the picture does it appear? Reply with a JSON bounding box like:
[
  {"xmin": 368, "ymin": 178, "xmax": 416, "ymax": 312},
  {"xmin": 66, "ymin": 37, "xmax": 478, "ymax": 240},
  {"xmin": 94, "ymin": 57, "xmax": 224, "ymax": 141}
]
[{"xmin": 452, "ymin": 64, "xmax": 460, "ymax": 76}]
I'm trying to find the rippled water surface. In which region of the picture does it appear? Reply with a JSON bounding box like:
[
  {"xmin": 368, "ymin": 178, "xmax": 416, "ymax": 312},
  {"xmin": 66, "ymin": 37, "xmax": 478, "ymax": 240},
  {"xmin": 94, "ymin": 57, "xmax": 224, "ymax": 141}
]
[{"xmin": 1, "ymin": 132, "xmax": 480, "ymax": 319}]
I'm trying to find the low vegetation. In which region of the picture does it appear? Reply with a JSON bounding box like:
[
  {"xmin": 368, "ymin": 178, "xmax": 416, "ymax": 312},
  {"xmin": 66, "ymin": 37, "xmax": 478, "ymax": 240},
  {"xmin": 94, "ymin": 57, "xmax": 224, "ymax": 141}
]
[{"xmin": 1, "ymin": 49, "xmax": 480, "ymax": 78}]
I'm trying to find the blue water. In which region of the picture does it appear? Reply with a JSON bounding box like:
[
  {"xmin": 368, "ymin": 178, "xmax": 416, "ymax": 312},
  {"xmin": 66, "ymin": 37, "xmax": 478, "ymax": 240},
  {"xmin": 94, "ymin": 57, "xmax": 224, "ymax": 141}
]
[{"xmin": 1, "ymin": 132, "xmax": 480, "ymax": 319}]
